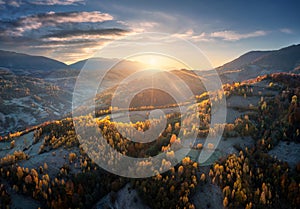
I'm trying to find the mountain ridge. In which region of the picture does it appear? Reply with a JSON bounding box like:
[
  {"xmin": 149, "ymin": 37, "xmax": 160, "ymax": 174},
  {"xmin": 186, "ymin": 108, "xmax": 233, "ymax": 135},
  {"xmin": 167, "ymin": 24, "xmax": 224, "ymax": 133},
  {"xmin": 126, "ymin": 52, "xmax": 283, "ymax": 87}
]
[
  {"xmin": 217, "ymin": 50, "xmax": 273, "ymax": 71},
  {"xmin": 1, "ymin": 43, "xmax": 300, "ymax": 83},
  {"xmin": 216, "ymin": 44, "xmax": 300, "ymax": 82},
  {"xmin": 1, "ymin": 43, "xmax": 300, "ymax": 72},
  {"xmin": 0, "ymin": 50, "xmax": 68, "ymax": 71},
  {"xmin": 69, "ymin": 57, "xmax": 121, "ymax": 70}
]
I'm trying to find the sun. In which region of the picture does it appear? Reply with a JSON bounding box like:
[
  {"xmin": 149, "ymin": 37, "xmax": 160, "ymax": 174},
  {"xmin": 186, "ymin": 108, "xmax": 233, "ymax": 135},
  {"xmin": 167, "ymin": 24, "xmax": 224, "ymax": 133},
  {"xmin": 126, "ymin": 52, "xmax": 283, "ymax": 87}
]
[
  {"xmin": 129, "ymin": 54, "xmax": 188, "ymax": 71},
  {"xmin": 139, "ymin": 55, "xmax": 164, "ymax": 69},
  {"xmin": 148, "ymin": 57, "xmax": 158, "ymax": 67}
]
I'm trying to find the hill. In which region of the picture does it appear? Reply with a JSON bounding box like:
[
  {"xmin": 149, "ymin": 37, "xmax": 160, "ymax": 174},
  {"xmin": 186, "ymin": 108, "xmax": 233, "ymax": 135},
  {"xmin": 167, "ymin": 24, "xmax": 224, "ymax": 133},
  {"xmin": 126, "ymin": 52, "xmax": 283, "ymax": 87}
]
[
  {"xmin": 217, "ymin": 44, "xmax": 300, "ymax": 83},
  {"xmin": 217, "ymin": 50, "xmax": 272, "ymax": 71},
  {"xmin": 0, "ymin": 50, "xmax": 68, "ymax": 73},
  {"xmin": 1, "ymin": 72, "xmax": 300, "ymax": 209},
  {"xmin": 69, "ymin": 57, "xmax": 121, "ymax": 70},
  {"xmin": 0, "ymin": 69, "xmax": 72, "ymax": 136},
  {"xmin": 94, "ymin": 69, "xmax": 206, "ymax": 112}
]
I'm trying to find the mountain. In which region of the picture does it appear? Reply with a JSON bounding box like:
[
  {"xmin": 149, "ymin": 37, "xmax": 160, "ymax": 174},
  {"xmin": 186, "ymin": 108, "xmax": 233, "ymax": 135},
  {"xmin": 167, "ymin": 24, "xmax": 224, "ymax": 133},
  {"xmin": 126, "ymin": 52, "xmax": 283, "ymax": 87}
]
[
  {"xmin": 253, "ymin": 44, "xmax": 300, "ymax": 71},
  {"xmin": 217, "ymin": 44, "xmax": 300, "ymax": 83},
  {"xmin": 69, "ymin": 57, "xmax": 146, "ymax": 107},
  {"xmin": 69, "ymin": 57, "xmax": 145, "ymax": 78},
  {"xmin": 0, "ymin": 51, "xmax": 147, "ymax": 135},
  {"xmin": 69, "ymin": 57, "xmax": 121, "ymax": 70},
  {"xmin": 0, "ymin": 50, "xmax": 68, "ymax": 73},
  {"xmin": 217, "ymin": 51, "xmax": 272, "ymax": 71}
]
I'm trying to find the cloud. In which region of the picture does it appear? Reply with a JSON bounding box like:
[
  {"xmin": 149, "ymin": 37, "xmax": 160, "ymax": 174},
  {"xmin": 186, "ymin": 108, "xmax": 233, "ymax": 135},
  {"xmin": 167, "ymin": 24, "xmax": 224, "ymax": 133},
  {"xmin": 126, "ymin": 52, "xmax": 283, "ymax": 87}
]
[
  {"xmin": 280, "ymin": 28, "xmax": 293, "ymax": 34},
  {"xmin": 6, "ymin": 0, "xmax": 21, "ymax": 7},
  {"xmin": 0, "ymin": 0, "xmax": 84, "ymax": 8},
  {"xmin": 173, "ymin": 29, "xmax": 214, "ymax": 42},
  {"xmin": 174, "ymin": 29, "xmax": 267, "ymax": 42},
  {"xmin": 43, "ymin": 28, "xmax": 128, "ymax": 38},
  {"xmin": 119, "ymin": 21, "xmax": 160, "ymax": 33},
  {"xmin": 41, "ymin": 28, "xmax": 130, "ymax": 43},
  {"xmin": 0, "ymin": 10, "xmax": 132, "ymax": 64},
  {"xmin": 1, "ymin": 11, "xmax": 113, "ymax": 36},
  {"xmin": 26, "ymin": 39, "xmax": 120, "ymax": 64},
  {"xmin": 210, "ymin": 30, "xmax": 267, "ymax": 41},
  {"xmin": 108, "ymin": 5, "xmax": 182, "ymax": 33},
  {"xmin": 28, "ymin": 0, "xmax": 85, "ymax": 5}
]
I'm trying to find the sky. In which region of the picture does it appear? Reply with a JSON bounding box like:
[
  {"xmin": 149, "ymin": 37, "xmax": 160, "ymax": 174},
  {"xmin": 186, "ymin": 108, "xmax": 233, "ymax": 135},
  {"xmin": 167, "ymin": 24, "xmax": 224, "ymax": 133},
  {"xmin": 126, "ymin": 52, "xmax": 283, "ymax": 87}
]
[{"xmin": 0, "ymin": 0, "xmax": 299, "ymax": 67}]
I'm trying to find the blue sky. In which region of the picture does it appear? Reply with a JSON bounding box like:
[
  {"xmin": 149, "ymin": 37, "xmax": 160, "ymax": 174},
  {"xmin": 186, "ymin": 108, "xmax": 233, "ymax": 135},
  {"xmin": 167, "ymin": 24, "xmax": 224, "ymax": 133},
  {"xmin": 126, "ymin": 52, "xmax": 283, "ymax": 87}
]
[{"xmin": 0, "ymin": 0, "xmax": 299, "ymax": 67}]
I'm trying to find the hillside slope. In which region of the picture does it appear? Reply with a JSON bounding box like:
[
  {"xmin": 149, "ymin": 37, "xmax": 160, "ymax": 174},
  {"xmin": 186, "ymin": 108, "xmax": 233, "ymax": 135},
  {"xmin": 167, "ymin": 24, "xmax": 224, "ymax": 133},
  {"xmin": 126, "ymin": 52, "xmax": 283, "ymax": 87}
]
[
  {"xmin": 0, "ymin": 50, "xmax": 68, "ymax": 73},
  {"xmin": 217, "ymin": 44, "xmax": 300, "ymax": 83}
]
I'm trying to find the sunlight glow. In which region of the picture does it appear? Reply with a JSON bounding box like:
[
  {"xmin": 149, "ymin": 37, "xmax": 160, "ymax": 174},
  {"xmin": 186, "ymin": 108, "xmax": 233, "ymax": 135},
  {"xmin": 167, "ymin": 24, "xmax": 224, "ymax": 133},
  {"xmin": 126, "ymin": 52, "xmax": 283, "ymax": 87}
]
[{"xmin": 128, "ymin": 54, "xmax": 189, "ymax": 71}]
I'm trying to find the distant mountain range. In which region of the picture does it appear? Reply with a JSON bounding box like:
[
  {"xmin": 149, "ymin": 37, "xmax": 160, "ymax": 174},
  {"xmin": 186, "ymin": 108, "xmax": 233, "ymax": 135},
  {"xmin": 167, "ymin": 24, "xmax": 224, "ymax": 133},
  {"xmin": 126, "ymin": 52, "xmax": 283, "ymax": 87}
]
[
  {"xmin": 1, "ymin": 44, "xmax": 299, "ymax": 82},
  {"xmin": 216, "ymin": 44, "xmax": 300, "ymax": 82},
  {"xmin": 0, "ymin": 50, "xmax": 67, "ymax": 71},
  {"xmin": 69, "ymin": 57, "xmax": 121, "ymax": 70},
  {"xmin": 0, "ymin": 50, "xmax": 142, "ymax": 75}
]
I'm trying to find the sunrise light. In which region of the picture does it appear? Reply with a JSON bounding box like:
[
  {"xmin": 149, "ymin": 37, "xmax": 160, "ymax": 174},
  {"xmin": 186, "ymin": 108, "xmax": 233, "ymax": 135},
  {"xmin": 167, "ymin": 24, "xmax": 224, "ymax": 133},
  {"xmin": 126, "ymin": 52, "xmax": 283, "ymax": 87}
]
[{"xmin": 128, "ymin": 54, "xmax": 189, "ymax": 71}]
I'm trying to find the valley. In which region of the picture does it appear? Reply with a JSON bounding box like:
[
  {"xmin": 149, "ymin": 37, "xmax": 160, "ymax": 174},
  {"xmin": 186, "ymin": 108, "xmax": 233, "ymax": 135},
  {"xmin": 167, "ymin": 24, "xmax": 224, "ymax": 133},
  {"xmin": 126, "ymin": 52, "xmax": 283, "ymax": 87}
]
[{"xmin": 0, "ymin": 45, "xmax": 300, "ymax": 209}]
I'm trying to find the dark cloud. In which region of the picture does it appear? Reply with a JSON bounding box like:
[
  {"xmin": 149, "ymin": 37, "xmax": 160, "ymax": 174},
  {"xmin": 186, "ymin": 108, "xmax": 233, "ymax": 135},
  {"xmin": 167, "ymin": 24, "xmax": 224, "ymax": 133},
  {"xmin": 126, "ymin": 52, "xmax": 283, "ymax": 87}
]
[
  {"xmin": 43, "ymin": 28, "xmax": 128, "ymax": 38},
  {"xmin": 0, "ymin": 10, "xmax": 124, "ymax": 46},
  {"xmin": 0, "ymin": 11, "xmax": 114, "ymax": 36},
  {"xmin": 0, "ymin": 10, "xmax": 130, "ymax": 63}
]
